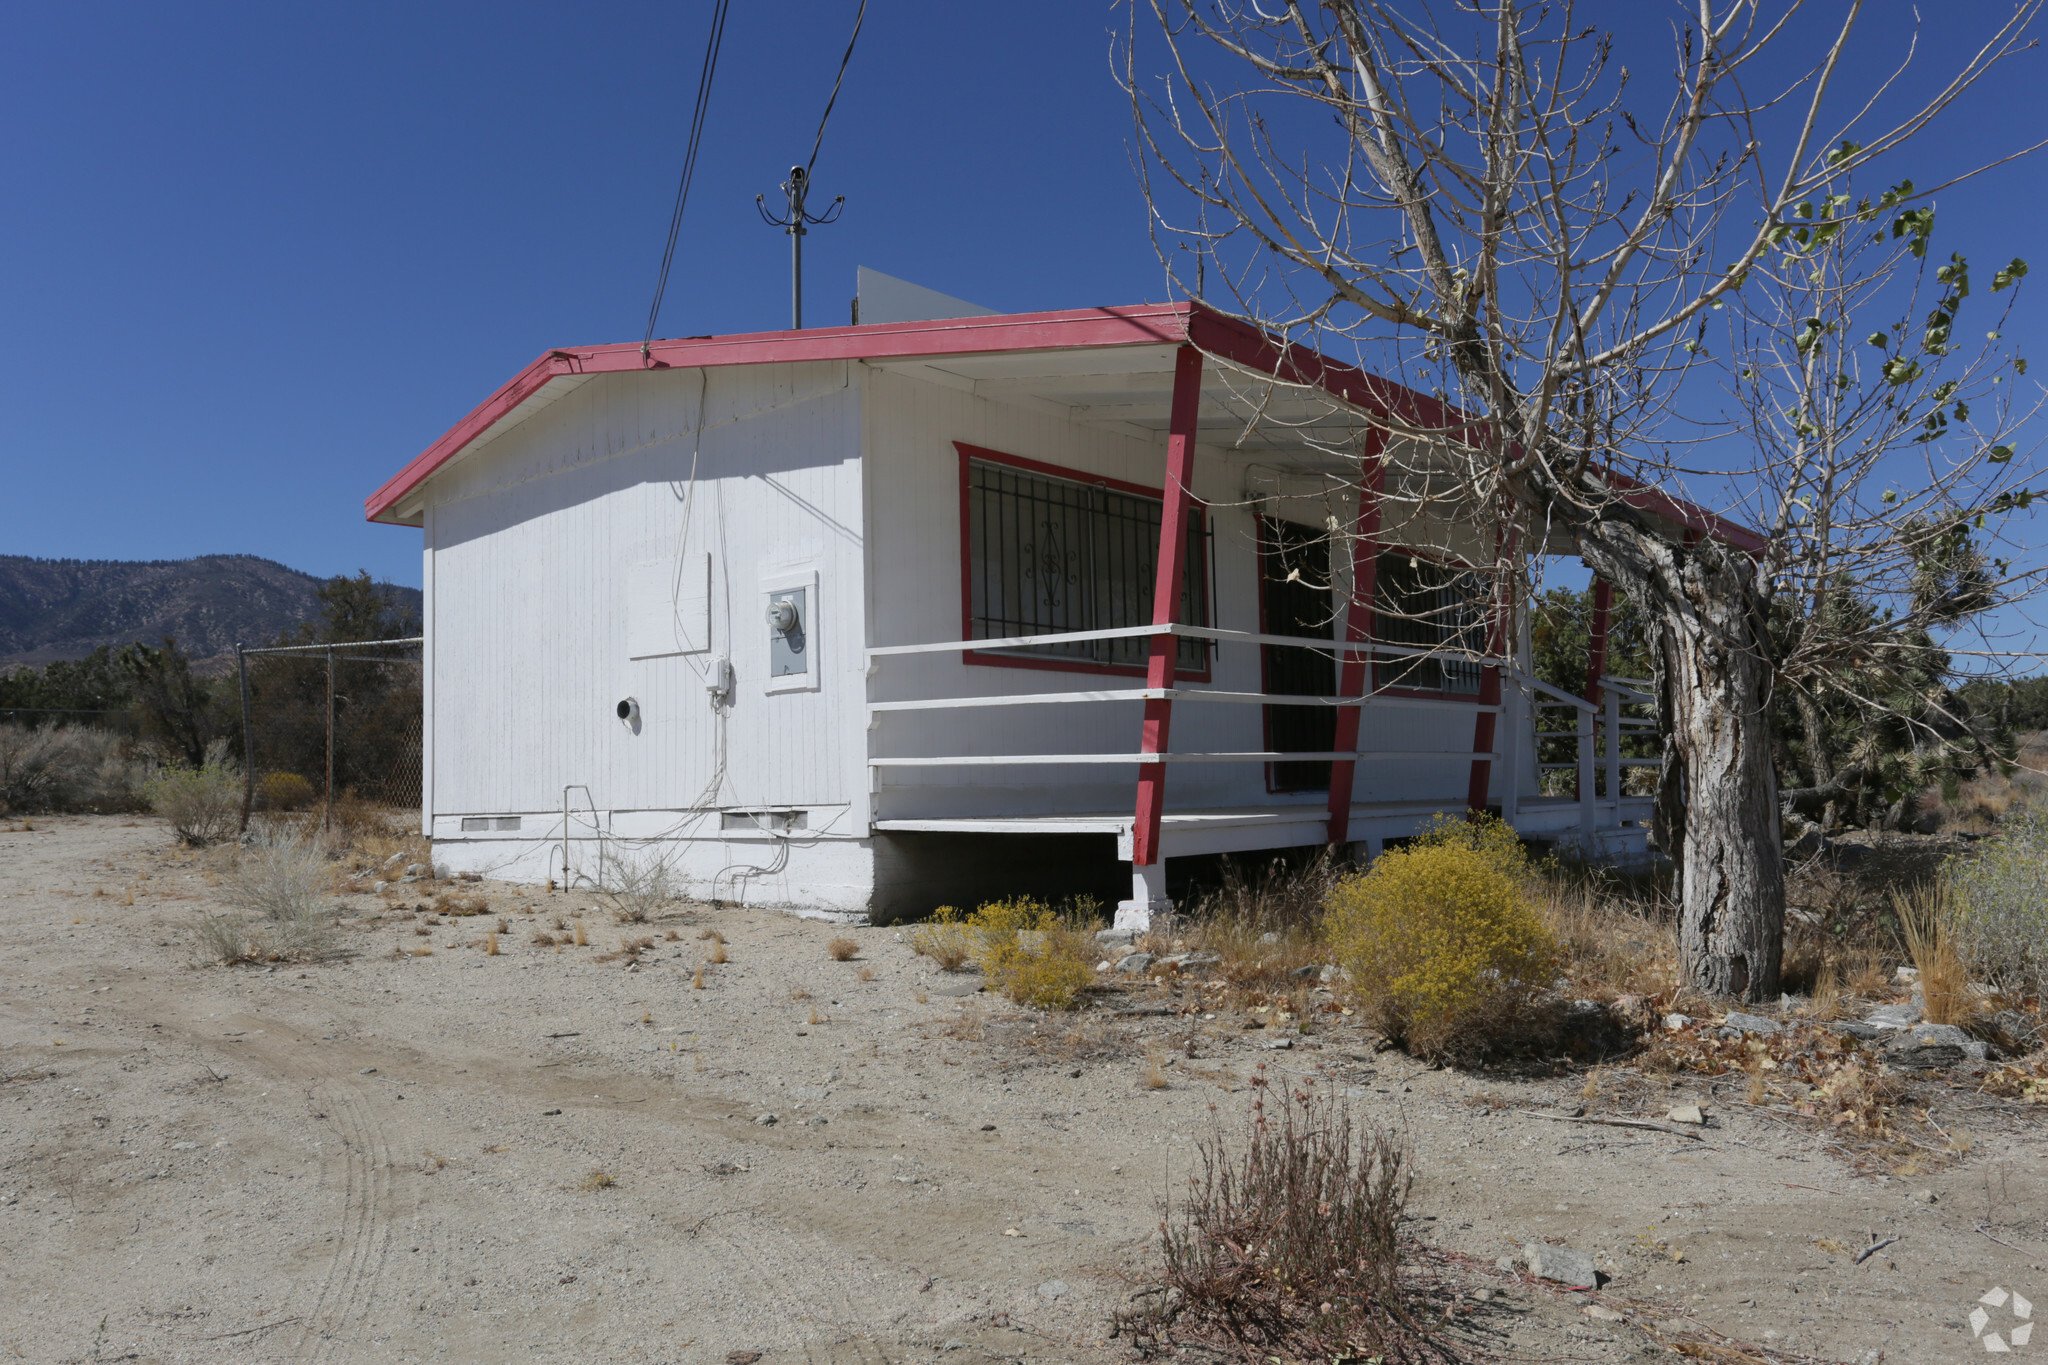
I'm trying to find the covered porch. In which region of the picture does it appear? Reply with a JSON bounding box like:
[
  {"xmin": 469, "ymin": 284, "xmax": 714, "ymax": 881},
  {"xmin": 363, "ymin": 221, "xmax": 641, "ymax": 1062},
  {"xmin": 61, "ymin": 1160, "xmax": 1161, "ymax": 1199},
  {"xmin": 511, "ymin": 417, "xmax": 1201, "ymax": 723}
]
[{"xmin": 861, "ymin": 305, "xmax": 1720, "ymax": 925}]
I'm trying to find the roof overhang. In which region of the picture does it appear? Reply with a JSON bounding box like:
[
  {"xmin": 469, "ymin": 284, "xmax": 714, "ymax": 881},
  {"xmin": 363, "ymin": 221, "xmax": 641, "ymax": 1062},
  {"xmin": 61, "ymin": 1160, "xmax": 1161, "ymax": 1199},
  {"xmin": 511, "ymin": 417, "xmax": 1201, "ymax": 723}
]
[{"xmin": 367, "ymin": 300, "xmax": 1761, "ymax": 555}]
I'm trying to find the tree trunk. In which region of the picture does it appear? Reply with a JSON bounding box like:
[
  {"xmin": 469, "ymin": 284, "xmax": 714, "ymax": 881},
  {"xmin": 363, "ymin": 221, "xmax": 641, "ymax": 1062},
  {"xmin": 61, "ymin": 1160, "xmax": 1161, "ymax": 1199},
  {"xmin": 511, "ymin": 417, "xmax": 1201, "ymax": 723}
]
[{"xmin": 1649, "ymin": 552, "xmax": 1785, "ymax": 1003}]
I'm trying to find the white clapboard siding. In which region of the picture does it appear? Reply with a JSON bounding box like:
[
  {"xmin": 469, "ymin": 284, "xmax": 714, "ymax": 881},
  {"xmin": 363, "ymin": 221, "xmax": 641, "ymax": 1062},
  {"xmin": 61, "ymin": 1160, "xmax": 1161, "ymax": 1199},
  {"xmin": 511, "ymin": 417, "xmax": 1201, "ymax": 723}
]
[{"xmin": 425, "ymin": 362, "xmax": 867, "ymax": 836}]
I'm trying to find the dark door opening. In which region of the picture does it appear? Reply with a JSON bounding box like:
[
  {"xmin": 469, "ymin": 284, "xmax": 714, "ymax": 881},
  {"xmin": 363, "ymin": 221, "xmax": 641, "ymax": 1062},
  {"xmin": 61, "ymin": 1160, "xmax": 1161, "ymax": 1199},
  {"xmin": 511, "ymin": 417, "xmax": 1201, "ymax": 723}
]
[{"xmin": 1258, "ymin": 517, "xmax": 1336, "ymax": 792}]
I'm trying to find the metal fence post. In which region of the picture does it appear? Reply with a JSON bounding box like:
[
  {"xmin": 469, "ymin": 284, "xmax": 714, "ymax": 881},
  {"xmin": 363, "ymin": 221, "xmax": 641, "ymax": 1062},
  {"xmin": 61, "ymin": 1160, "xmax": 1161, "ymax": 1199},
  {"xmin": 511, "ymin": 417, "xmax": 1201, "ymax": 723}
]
[
  {"xmin": 236, "ymin": 643, "xmax": 254, "ymax": 834},
  {"xmin": 324, "ymin": 644, "xmax": 336, "ymax": 834}
]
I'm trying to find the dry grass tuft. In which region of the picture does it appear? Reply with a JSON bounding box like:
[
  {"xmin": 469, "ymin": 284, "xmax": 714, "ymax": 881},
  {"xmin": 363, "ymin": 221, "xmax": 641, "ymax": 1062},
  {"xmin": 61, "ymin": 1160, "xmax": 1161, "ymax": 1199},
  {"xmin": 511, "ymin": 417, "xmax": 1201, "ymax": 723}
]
[
  {"xmin": 807, "ymin": 1007, "xmax": 826, "ymax": 1026},
  {"xmin": 1142, "ymin": 1044, "xmax": 1170, "ymax": 1090},
  {"xmin": 857, "ymin": 965, "xmax": 875, "ymax": 983},
  {"xmin": 1182, "ymin": 852, "xmax": 1340, "ymax": 992},
  {"xmin": 827, "ymin": 936, "xmax": 860, "ymax": 961},
  {"xmin": 1808, "ymin": 959, "xmax": 1843, "ymax": 1021},
  {"xmin": 595, "ymin": 935, "xmax": 656, "ymax": 965},
  {"xmin": 709, "ymin": 940, "xmax": 729, "ymax": 964},
  {"xmin": 432, "ymin": 891, "xmax": 489, "ymax": 917},
  {"xmin": 692, "ymin": 964, "xmax": 705, "ymax": 990},
  {"xmin": 910, "ymin": 912, "xmax": 973, "ymax": 972},
  {"xmin": 530, "ymin": 930, "xmax": 557, "ymax": 947},
  {"xmin": 789, "ymin": 986, "xmax": 813, "ymax": 1001},
  {"xmin": 572, "ymin": 921, "xmax": 589, "ymax": 948},
  {"xmin": 941, "ymin": 1002, "xmax": 985, "ymax": 1041},
  {"xmin": 1896, "ymin": 886, "xmax": 1975, "ymax": 1027},
  {"xmin": 578, "ymin": 1169, "xmax": 616, "ymax": 1192},
  {"xmin": 663, "ymin": 929, "xmax": 681, "ymax": 941},
  {"xmin": 483, "ymin": 932, "xmax": 500, "ymax": 956},
  {"xmin": 698, "ymin": 928, "xmax": 725, "ymax": 943}
]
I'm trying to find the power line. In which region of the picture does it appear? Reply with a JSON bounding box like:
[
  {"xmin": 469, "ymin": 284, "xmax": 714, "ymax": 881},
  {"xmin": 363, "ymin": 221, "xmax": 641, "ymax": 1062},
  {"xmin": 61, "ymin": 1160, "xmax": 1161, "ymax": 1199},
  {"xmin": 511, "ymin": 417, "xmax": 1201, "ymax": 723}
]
[
  {"xmin": 756, "ymin": 0, "xmax": 869, "ymax": 329},
  {"xmin": 642, "ymin": 0, "xmax": 733, "ymax": 353},
  {"xmin": 806, "ymin": 0, "xmax": 867, "ymax": 174}
]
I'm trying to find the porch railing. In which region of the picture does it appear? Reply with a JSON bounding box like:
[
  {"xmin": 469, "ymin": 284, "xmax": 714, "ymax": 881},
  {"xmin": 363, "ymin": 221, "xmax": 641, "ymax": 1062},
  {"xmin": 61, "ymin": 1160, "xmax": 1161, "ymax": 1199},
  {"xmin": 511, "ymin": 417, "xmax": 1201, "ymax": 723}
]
[
  {"xmin": 866, "ymin": 624, "xmax": 1501, "ymax": 865},
  {"xmin": 1518, "ymin": 670, "xmax": 1659, "ymax": 833}
]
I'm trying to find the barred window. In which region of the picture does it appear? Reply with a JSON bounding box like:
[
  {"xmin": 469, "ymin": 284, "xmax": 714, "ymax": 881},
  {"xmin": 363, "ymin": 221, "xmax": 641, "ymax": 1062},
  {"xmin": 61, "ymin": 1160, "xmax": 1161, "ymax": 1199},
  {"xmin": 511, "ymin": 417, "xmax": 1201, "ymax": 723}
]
[
  {"xmin": 966, "ymin": 457, "xmax": 1209, "ymax": 671},
  {"xmin": 1374, "ymin": 553, "xmax": 1488, "ymax": 695}
]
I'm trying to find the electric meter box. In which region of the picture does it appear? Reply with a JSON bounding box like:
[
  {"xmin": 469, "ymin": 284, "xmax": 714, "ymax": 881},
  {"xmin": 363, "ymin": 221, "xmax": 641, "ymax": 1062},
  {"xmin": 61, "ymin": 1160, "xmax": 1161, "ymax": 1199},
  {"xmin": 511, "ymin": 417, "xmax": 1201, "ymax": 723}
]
[
  {"xmin": 761, "ymin": 567, "xmax": 820, "ymax": 694},
  {"xmin": 768, "ymin": 587, "xmax": 808, "ymax": 678}
]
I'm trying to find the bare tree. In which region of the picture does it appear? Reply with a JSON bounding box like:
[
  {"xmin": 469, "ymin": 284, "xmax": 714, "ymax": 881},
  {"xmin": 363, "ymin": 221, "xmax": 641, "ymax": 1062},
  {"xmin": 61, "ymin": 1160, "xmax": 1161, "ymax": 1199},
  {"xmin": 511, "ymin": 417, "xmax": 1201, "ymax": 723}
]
[
  {"xmin": 1121, "ymin": 0, "xmax": 2042, "ymax": 1000},
  {"xmin": 1730, "ymin": 186, "xmax": 2040, "ymax": 834}
]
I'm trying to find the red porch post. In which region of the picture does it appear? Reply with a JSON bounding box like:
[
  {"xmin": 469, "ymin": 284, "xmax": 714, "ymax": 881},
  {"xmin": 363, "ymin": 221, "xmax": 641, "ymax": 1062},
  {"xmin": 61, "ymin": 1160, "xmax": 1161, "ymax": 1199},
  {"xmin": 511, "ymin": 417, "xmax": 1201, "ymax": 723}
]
[
  {"xmin": 1466, "ymin": 528, "xmax": 1514, "ymax": 815},
  {"xmin": 1129, "ymin": 344, "xmax": 1205, "ymax": 879},
  {"xmin": 1585, "ymin": 577, "xmax": 1613, "ymax": 704},
  {"xmin": 1325, "ymin": 432, "xmax": 1386, "ymax": 847}
]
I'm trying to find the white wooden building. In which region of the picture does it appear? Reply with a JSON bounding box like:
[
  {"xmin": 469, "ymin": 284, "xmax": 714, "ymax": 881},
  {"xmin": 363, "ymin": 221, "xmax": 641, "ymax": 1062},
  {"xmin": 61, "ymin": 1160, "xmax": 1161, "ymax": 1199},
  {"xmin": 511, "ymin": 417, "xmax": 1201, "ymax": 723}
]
[{"xmin": 367, "ymin": 291, "xmax": 1759, "ymax": 924}]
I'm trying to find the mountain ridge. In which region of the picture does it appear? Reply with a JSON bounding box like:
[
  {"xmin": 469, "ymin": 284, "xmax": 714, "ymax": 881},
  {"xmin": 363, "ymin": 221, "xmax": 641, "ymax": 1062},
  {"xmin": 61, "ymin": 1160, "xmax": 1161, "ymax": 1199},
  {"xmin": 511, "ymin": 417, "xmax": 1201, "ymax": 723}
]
[{"xmin": 0, "ymin": 554, "xmax": 421, "ymax": 668}]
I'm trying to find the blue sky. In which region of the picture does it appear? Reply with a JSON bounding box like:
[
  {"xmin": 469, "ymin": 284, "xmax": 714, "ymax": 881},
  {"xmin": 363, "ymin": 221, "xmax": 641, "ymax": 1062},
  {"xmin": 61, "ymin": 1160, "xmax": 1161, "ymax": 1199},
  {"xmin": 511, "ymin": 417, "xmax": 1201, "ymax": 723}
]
[{"xmin": 2, "ymin": 2, "xmax": 2043, "ymax": 612}]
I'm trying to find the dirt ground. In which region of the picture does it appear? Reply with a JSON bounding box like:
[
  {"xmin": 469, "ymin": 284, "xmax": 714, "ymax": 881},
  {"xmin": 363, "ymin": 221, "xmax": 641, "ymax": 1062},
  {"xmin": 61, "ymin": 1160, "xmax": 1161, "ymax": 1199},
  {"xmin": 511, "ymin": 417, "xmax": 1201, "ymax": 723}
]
[{"xmin": 4, "ymin": 816, "xmax": 2046, "ymax": 1364}]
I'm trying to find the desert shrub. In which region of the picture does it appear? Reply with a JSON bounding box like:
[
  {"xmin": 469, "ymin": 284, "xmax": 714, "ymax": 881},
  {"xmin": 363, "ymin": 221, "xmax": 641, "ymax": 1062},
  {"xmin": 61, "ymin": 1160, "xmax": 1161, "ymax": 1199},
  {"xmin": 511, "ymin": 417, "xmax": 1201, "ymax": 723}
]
[
  {"xmin": 827, "ymin": 936, "xmax": 859, "ymax": 961},
  {"xmin": 1948, "ymin": 807, "xmax": 2048, "ymax": 1000},
  {"xmin": 143, "ymin": 760, "xmax": 242, "ymax": 845},
  {"xmin": 0, "ymin": 724, "xmax": 148, "ymax": 814},
  {"xmin": 595, "ymin": 848, "xmax": 679, "ymax": 923},
  {"xmin": 1129, "ymin": 1070, "xmax": 1436, "ymax": 1361},
  {"xmin": 216, "ymin": 833, "xmax": 335, "ymax": 960},
  {"xmin": 962, "ymin": 897, "xmax": 1095, "ymax": 1010},
  {"xmin": 259, "ymin": 771, "xmax": 315, "ymax": 811},
  {"xmin": 909, "ymin": 906, "xmax": 974, "ymax": 971},
  {"xmin": 1324, "ymin": 815, "xmax": 1558, "ymax": 1060}
]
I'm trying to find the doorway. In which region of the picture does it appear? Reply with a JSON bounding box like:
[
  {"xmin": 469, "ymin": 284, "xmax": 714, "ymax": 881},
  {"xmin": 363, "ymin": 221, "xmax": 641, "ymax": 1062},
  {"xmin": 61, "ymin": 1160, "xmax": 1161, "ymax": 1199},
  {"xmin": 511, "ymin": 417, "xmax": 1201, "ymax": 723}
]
[{"xmin": 1258, "ymin": 517, "xmax": 1336, "ymax": 792}]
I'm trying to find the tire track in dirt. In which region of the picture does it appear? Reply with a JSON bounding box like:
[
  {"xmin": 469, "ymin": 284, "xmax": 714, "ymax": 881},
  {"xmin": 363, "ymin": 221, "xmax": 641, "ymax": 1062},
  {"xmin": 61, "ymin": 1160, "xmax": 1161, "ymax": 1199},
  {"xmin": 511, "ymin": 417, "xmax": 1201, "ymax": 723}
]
[
  {"xmin": 198, "ymin": 1019, "xmax": 405, "ymax": 1363},
  {"xmin": 294, "ymin": 1071, "xmax": 398, "ymax": 1362}
]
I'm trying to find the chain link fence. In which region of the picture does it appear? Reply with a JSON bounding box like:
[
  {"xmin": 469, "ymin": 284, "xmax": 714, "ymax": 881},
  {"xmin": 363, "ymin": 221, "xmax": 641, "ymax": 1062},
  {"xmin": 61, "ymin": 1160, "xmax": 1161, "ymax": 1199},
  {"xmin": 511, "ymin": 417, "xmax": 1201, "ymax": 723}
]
[{"xmin": 235, "ymin": 638, "xmax": 422, "ymax": 830}]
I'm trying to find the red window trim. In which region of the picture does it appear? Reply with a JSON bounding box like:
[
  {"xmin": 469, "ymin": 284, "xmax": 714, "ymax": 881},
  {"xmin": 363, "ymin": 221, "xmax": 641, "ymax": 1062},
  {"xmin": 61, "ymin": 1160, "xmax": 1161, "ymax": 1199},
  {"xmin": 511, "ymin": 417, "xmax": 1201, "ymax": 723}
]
[
  {"xmin": 955, "ymin": 441, "xmax": 1213, "ymax": 682},
  {"xmin": 1370, "ymin": 542, "xmax": 1490, "ymax": 703}
]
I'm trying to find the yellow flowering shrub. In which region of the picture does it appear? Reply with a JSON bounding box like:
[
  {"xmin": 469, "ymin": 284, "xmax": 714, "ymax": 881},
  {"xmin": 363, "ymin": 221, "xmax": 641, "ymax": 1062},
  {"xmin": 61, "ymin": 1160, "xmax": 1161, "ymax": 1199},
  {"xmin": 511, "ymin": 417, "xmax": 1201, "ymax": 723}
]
[
  {"xmin": 1324, "ymin": 816, "xmax": 1558, "ymax": 1060},
  {"xmin": 968, "ymin": 896, "xmax": 1095, "ymax": 1010}
]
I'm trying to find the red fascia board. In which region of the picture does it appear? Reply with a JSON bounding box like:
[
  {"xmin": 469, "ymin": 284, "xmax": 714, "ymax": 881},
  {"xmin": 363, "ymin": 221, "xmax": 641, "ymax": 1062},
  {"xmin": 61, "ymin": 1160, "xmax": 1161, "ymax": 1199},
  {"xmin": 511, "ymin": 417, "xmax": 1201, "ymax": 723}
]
[
  {"xmin": 364, "ymin": 304, "xmax": 1198, "ymax": 522},
  {"xmin": 367, "ymin": 297, "xmax": 1763, "ymax": 553},
  {"xmin": 1188, "ymin": 308, "xmax": 1764, "ymax": 553}
]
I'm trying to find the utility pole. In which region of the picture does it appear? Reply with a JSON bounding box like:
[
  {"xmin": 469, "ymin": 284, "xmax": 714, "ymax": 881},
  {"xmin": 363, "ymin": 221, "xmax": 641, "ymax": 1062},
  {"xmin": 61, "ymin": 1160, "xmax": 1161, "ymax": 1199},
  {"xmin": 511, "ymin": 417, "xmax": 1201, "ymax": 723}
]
[{"xmin": 756, "ymin": 165, "xmax": 843, "ymax": 329}]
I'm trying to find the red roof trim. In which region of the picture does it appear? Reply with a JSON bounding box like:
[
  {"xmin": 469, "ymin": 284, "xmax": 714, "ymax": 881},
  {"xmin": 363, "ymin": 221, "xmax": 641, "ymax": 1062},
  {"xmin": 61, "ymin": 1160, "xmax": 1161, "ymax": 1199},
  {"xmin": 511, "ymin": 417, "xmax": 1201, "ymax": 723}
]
[
  {"xmin": 368, "ymin": 299, "xmax": 1763, "ymax": 553},
  {"xmin": 364, "ymin": 304, "xmax": 1196, "ymax": 522}
]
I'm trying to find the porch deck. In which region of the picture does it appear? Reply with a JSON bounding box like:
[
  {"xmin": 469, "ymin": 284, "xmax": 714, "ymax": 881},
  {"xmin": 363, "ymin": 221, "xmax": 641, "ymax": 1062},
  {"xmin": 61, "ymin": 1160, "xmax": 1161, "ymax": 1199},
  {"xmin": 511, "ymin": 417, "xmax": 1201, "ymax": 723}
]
[{"xmin": 874, "ymin": 792, "xmax": 1654, "ymax": 863}]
